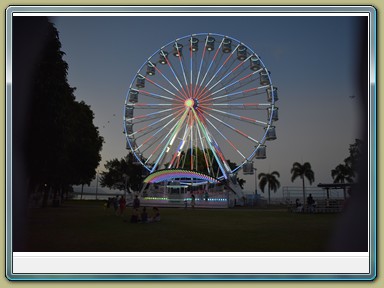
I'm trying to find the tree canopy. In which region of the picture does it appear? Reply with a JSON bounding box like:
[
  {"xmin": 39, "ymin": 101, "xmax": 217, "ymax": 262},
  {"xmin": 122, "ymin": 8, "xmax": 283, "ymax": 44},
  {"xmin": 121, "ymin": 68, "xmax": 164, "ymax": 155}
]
[
  {"xmin": 258, "ymin": 171, "xmax": 280, "ymax": 204},
  {"xmin": 100, "ymin": 153, "xmax": 146, "ymax": 192},
  {"xmin": 291, "ymin": 162, "xmax": 315, "ymax": 206},
  {"xmin": 13, "ymin": 16, "xmax": 103, "ymax": 204}
]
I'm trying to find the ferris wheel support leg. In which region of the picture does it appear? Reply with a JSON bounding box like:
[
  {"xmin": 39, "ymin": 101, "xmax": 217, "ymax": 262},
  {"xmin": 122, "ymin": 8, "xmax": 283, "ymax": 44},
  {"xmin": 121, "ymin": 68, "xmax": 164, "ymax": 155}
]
[
  {"xmin": 226, "ymin": 175, "xmax": 245, "ymax": 206},
  {"xmin": 138, "ymin": 182, "xmax": 149, "ymax": 198}
]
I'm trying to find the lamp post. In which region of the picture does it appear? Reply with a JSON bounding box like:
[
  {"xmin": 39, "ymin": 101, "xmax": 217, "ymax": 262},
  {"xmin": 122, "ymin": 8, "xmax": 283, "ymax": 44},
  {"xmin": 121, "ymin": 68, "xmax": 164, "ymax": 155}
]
[
  {"xmin": 95, "ymin": 171, "xmax": 99, "ymax": 200},
  {"xmin": 253, "ymin": 168, "xmax": 258, "ymax": 195}
]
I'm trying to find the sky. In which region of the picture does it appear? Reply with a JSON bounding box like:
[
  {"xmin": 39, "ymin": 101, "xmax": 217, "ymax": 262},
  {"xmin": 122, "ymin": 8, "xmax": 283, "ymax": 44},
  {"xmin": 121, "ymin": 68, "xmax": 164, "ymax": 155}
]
[{"xmin": 52, "ymin": 14, "xmax": 364, "ymax": 197}]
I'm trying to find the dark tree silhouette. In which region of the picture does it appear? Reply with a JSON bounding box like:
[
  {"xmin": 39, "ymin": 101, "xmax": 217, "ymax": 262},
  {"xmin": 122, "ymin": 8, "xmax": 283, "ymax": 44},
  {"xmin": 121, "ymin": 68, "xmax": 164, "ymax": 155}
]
[
  {"xmin": 331, "ymin": 164, "xmax": 354, "ymax": 199},
  {"xmin": 291, "ymin": 162, "xmax": 315, "ymax": 207},
  {"xmin": 258, "ymin": 171, "xmax": 280, "ymax": 204},
  {"xmin": 344, "ymin": 139, "xmax": 363, "ymax": 181},
  {"xmin": 13, "ymin": 16, "xmax": 103, "ymax": 208},
  {"xmin": 100, "ymin": 153, "xmax": 146, "ymax": 192}
]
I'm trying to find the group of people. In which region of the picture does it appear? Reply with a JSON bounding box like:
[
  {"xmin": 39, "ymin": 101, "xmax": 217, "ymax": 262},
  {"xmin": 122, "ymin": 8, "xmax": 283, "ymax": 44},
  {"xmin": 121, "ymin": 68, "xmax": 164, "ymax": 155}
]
[
  {"xmin": 130, "ymin": 195, "xmax": 160, "ymax": 223},
  {"xmin": 130, "ymin": 206, "xmax": 161, "ymax": 223},
  {"xmin": 106, "ymin": 195, "xmax": 127, "ymax": 216},
  {"xmin": 105, "ymin": 195, "xmax": 161, "ymax": 223},
  {"xmin": 295, "ymin": 193, "xmax": 317, "ymax": 213}
]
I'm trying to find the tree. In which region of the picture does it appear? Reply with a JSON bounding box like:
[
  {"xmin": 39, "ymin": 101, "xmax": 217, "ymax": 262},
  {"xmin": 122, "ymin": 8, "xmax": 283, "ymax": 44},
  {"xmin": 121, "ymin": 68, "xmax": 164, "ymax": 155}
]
[
  {"xmin": 258, "ymin": 171, "xmax": 280, "ymax": 204},
  {"xmin": 344, "ymin": 139, "xmax": 363, "ymax": 181},
  {"xmin": 291, "ymin": 162, "xmax": 315, "ymax": 207},
  {"xmin": 331, "ymin": 164, "xmax": 354, "ymax": 200},
  {"xmin": 100, "ymin": 153, "xmax": 145, "ymax": 193},
  {"xmin": 66, "ymin": 100, "xmax": 104, "ymax": 189},
  {"xmin": 13, "ymin": 17, "xmax": 103, "ymax": 206}
]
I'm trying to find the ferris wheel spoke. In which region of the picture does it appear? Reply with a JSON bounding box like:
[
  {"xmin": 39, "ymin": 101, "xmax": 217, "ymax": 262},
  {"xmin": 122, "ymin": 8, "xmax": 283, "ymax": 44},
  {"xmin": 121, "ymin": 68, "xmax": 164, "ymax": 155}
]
[
  {"xmin": 162, "ymin": 51, "xmax": 189, "ymax": 99},
  {"xmin": 133, "ymin": 103, "xmax": 182, "ymax": 108},
  {"xmin": 150, "ymin": 108, "xmax": 190, "ymax": 172},
  {"xmin": 204, "ymin": 106, "xmax": 268, "ymax": 126},
  {"xmin": 213, "ymin": 90, "xmax": 269, "ymax": 104},
  {"xmin": 198, "ymin": 54, "xmax": 253, "ymax": 101},
  {"xmin": 142, "ymin": 74, "xmax": 183, "ymax": 100},
  {"xmin": 137, "ymin": 89, "xmax": 177, "ymax": 102},
  {"xmin": 195, "ymin": 121, "xmax": 212, "ymax": 174},
  {"xmin": 195, "ymin": 37, "xmax": 224, "ymax": 98},
  {"xmin": 143, "ymin": 116, "xmax": 182, "ymax": 165},
  {"xmin": 176, "ymin": 50, "xmax": 190, "ymax": 98},
  {"xmin": 127, "ymin": 106, "xmax": 180, "ymax": 124},
  {"xmin": 202, "ymin": 115, "xmax": 246, "ymax": 160},
  {"xmin": 193, "ymin": 36, "xmax": 209, "ymax": 97},
  {"xmin": 209, "ymin": 68, "xmax": 263, "ymax": 98},
  {"xmin": 168, "ymin": 113, "xmax": 192, "ymax": 169},
  {"xmin": 203, "ymin": 111, "xmax": 261, "ymax": 144},
  {"xmin": 129, "ymin": 110, "xmax": 182, "ymax": 138},
  {"xmin": 141, "ymin": 114, "xmax": 182, "ymax": 149},
  {"xmin": 198, "ymin": 43, "xmax": 239, "ymax": 97},
  {"xmin": 150, "ymin": 62, "xmax": 189, "ymax": 101},
  {"xmin": 204, "ymin": 102, "xmax": 271, "ymax": 110},
  {"xmin": 191, "ymin": 108, "xmax": 230, "ymax": 178}
]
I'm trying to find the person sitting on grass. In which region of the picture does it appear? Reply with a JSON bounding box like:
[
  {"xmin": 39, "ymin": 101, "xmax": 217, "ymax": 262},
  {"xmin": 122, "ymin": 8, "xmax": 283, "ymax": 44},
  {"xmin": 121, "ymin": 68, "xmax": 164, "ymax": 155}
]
[
  {"xmin": 149, "ymin": 207, "xmax": 161, "ymax": 222},
  {"xmin": 295, "ymin": 198, "xmax": 303, "ymax": 213},
  {"xmin": 141, "ymin": 207, "xmax": 148, "ymax": 223},
  {"xmin": 130, "ymin": 208, "xmax": 140, "ymax": 223}
]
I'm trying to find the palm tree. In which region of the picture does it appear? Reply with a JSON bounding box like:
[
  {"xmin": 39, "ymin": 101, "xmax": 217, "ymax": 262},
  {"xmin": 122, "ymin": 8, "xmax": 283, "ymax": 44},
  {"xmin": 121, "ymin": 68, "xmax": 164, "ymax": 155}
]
[
  {"xmin": 258, "ymin": 171, "xmax": 280, "ymax": 204},
  {"xmin": 291, "ymin": 162, "xmax": 315, "ymax": 207},
  {"xmin": 331, "ymin": 164, "xmax": 354, "ymax": 199}
]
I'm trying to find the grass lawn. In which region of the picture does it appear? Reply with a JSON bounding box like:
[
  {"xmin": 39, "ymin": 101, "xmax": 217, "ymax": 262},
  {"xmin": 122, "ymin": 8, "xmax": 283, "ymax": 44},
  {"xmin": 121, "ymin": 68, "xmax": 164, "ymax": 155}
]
[{"xmin": 22, "ymin": 200, "xmax": 341, "ymax": 252}]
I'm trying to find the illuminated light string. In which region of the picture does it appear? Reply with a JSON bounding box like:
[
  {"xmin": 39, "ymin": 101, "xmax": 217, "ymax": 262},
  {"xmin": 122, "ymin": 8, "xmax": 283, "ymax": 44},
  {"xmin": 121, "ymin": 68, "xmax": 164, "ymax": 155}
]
[
  {"xmin": 143, "ymin": 169, "xmax": 220, "ymax": 184},
  {"xmin": 143, "ymin": 197, "xmax": 227, "ymax": 202}
]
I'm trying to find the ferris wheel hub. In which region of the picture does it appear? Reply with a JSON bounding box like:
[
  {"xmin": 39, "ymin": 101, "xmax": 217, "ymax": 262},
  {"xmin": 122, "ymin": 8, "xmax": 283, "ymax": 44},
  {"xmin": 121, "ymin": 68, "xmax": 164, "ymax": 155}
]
[{"xmin": 184, "ymin": 98, "xmax": 195, "ymax": 108}]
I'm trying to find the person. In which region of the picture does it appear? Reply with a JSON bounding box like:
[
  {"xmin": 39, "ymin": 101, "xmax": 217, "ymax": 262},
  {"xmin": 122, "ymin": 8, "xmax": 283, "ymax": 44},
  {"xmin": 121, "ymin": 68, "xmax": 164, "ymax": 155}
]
[
  {"xmin": 113, "ymin": 196, "xmax": 119, "ymax": 215},
  {"xmin": 190, "ymin": 193, "xmax": 196, "ymax": 209},
  {"xmin": 141, "ymin": 207, "xmax": 148, "ymax": 223},
  {"xmin": 119, "ymin": 195, "xmax": 126, "ymax": 216},
  {"xmin": 133, "ymin": 195, "xmax": 140, "ymax": 209},
  {"xmin": 130, "ymin": 208, "xmax": 139, "ymax": 223},
  {"xmin": 204, "ymin": 191, "xmax": 209, "ymax": 202},
  {"xmin": 307, "ymin": 194, "xmax": 315, "ymax": 213},
  {"xmin": 295, "ymin": 198, "xmax": 303, "ymax": 213},
  {"xmin": 149, "ymin": 207, "xmax": 161, "ymax": 222}
]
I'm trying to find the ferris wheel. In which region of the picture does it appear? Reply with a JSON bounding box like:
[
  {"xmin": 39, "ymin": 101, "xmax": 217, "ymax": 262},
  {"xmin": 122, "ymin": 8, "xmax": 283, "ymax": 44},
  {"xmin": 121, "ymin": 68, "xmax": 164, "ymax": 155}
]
[{"xmin": 124, "ymin": 33, "xmax": 278, "ymax": 183}]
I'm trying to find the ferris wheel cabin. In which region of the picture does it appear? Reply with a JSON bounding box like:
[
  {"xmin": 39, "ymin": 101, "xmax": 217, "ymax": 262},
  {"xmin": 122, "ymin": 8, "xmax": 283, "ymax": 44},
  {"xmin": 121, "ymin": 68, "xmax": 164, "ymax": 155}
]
[
  {"xmin": 242, "ymin": 161, "xmax": 254, "ymax": 175},
  {"xmin": 159, "ymin": 51, "xmax": 168, "ymax": 65},
  {"xmin": 136, "ymin": 75, "xmax": 145, "ymax": 88},
  {"xmin": 125, "ymin": 105, "xmax": 134, "ymax": 119},
  {"xmin": 268, "ymin": 107, "xmax": 279, "ymax": 121},
  {"xmin": 267, "ymin": 86, "xmax": 278, "ymax": 102},
  {"xmin": 250, "ymin": 56, "xmax": 262, "ymax": 71},
  {"xmin": 146, "ymin": 62, "xmax": 156, "ymax": 76},
  {"xmin": 255, "ymin": 145, "xmax": 267, "ymax": 159},
  {"xmin": 129, "ymin": 89, "xmax": 139, "ymax": 103},
  {"xmin": 260, "ymin": 70, "xmax": 271, "ymax": 86},
  {"xmin": 222, "ymin": 38, "xmax": 232, "ymax": 53},
  {"xmin": 237, "ymin": 45, "xmax": 247, "ymax": 61},
  {"xmin": 265, "ymin": 126, "xmax": 277, "ymax": 141},
  {"xmin": 173, "ymin": 43, "xmax": 183, "ymax": 57},
  {"xmin": 206, "ymin": 36, "xmax": 215, "ymax": 51},
  {"xmin": 189, "ymin": 37, "xmax": 199, "ymax": 52},
  {"xmin": 126, "ymin": 123, "xmax": 133, "ymax": 134}
]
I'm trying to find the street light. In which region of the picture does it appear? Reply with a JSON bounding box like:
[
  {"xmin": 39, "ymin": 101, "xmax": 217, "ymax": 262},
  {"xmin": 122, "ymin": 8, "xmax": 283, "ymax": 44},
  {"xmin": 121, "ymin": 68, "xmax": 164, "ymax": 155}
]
[
  {"xmin": 242, "ymin": 161, "xmax": 257, "ymax": 194},
  {"xmin": 253, "ymin": 168, "xmax": 258, "ymax": 195}
]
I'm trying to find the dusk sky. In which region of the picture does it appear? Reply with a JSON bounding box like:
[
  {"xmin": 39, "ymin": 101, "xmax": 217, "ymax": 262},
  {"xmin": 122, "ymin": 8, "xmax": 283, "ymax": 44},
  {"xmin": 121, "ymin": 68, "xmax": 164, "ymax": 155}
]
[{"xmin": 52, "ymin": 14, "xmax": 363, "ymax": 196}]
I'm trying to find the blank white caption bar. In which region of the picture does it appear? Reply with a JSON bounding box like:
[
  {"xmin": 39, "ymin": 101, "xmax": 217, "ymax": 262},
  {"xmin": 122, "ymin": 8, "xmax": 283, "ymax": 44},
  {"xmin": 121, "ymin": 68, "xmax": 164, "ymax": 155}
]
[{"xmin": 13, "ymin": 252, "xmax": 369, "ymax": 274}]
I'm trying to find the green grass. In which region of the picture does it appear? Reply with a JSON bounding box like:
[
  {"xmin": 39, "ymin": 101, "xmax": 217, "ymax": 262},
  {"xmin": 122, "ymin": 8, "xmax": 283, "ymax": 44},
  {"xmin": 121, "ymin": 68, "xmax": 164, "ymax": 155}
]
[{"xmin": 23, "ymin": 200, "xmax": 341, "ymax": 252}]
